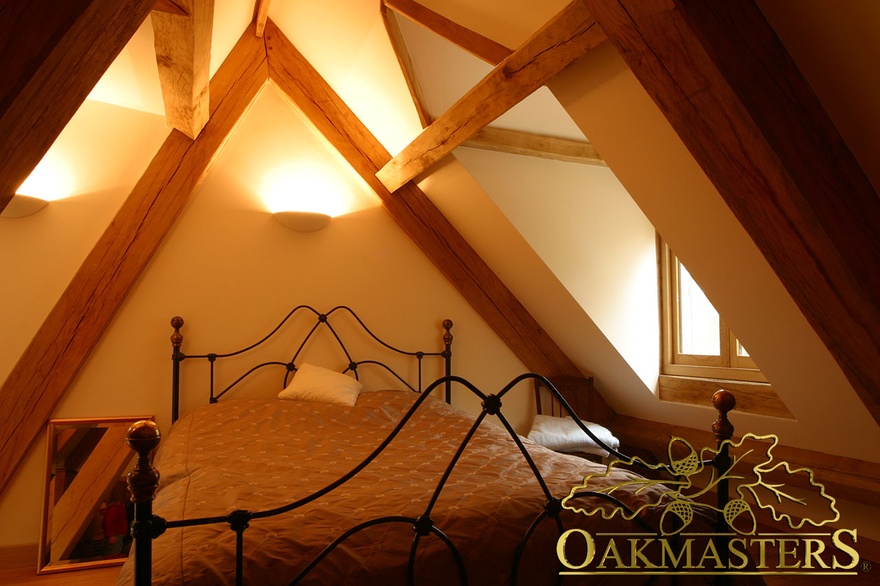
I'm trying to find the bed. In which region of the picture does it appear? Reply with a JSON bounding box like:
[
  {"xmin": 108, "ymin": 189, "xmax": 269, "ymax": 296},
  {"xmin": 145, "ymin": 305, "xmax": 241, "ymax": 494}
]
[{"xmin": 119, "ymin": 306, "xmax": 739, "ymax": 585}]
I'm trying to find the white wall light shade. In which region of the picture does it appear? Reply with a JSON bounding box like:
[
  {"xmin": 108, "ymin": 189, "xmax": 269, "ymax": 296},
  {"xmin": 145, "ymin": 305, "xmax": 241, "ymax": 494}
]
[{"xmin": 273, "ymin": 210, "xmax": 331, "ymax": 232}]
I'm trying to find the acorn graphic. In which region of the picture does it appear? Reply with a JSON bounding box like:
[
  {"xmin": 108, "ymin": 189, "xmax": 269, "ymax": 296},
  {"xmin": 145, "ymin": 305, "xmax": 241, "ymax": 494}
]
[
  {"xmin": 668, "ymin": 438, "xmax": 700, "ymax": 476},
  {"xmin": 723, "ymin": 499, "xmax": 757, "ymax": 535},
  {"xmin": 660, "ymin": 499, "xmax": 694, "ymax": 535}
]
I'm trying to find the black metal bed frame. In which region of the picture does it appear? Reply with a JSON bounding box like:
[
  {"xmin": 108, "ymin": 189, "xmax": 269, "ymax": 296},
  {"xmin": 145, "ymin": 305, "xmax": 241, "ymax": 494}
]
[
  {"xmin": 169, "ymin": 305, "xmax": 454, "ymax": 423},
  {"xmin": 126, "ymin": 307, "xmax": 738, "ymax": 586}
]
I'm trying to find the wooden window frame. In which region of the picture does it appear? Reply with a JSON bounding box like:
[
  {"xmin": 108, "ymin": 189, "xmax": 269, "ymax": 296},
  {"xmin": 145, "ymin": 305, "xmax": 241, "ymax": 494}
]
[{"xmin": 659, "ymin": 240, "xmax": 768, "ymax": 384}]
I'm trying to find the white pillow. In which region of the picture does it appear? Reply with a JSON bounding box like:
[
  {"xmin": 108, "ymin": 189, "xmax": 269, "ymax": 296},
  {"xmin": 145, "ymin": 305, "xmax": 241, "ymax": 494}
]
[
  {"xmin": 278, "ymin": 363, "xmax": 363, "ymax": 406},
  {"xmin": 527, "ymin": 414, "xmax": 619, "ymax": 457}
]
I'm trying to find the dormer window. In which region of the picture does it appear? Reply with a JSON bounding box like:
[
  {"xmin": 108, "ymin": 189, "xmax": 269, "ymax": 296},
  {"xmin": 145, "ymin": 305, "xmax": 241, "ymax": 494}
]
[
  {"xmin": 659, "ymin": 242, "xmax": 765, "ymax": 383},
  {"xmin": 657, "ymin": 239, "xmax": 791, "ymax": 417}
]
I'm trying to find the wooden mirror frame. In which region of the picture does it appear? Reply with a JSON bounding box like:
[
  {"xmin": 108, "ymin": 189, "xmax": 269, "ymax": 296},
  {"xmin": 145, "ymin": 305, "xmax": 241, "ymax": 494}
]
[{"xmin": 38, "ymin": 416, "xmax": 151, "ymax": 574}]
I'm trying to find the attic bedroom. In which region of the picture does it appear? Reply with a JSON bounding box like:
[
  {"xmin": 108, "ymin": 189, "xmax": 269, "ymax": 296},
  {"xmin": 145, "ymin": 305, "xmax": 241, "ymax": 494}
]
[{"xmin": 1, "ymin": 0, "xmax": 879, "ymax": 582}]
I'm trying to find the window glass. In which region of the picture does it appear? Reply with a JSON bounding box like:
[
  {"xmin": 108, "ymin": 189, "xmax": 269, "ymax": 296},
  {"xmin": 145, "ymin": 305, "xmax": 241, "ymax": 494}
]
[{"xmin": 677, "ymin": 262, "xmax": 720, "ymax": 355}]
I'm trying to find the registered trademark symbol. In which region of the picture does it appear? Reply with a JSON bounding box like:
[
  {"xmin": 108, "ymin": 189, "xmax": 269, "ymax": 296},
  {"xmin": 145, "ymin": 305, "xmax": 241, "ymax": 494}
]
[{"xmin": 862, "ymin": 561, "xmax": 872, "ymax": 572}]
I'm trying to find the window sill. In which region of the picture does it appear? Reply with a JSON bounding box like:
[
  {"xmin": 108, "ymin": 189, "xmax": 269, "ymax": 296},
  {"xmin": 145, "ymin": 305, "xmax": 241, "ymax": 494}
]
[
  {"xmin": 663, "ymin": 363, "xmax": 768, "ymax": 383},
  {"xmin": 658, "ymin": 374, "xmax": 793, "ymax": 419}
]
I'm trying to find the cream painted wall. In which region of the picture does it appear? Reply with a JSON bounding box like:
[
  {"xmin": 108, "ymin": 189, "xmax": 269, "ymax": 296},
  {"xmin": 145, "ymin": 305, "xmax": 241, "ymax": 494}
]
[
  {"xmin": 0, "ymin": 101, "xmax": 169, "ymax": 380},
  {"xmin": 56, "ymin": 86, "xmax": 530, "ymax": 431},
  {"xmin": 0, "ymin": 100, "xmax": 168, "ymax": 548},
  {"xmin": 0, "ymin": 86, "xmax": 531, "ymax": 548},
  {"xmin": 548, "ymin": 43, "xmax": 880, "ymax": 462},
  {"xmin": 453, "ymin": 149, "xmax": 660, "ymax": 392}
]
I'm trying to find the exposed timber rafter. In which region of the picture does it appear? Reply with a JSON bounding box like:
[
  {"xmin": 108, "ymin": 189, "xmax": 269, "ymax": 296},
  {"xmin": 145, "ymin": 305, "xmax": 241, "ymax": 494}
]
[
  {"xmin": 0, "ymin": 23, "xmax": 268, "ymax": 497},
  {"xmin": 381, "ymin": 0, "xmax": 605, "ymax": 166},
  {"xmin": 380, "ymin": 2, "xmax": 432, "ymax": 127},
  {"xmin": 151, "ymin": 0, "xmax": 215, "ymax": 139},
  {"xmin": 254, "ymin": 0, "xmax": 271, "ymax": 37},
  {"xmin": 461, "ymin": 126, "xmax": 606, "ymax": 166},
  {"xmin": 376, "ymin": 0, "xmax": 607, "ymax": 193},
  {"xmin": 382, "ymin": 0, "xmax": 511, "ymax": 65},
  {"xmin": 584, "ymin": 0, "xmax": 880, "ymax": 426},
  {"xmin": 0, "ymin": 0, "xmax": 156, "ymax": 212}
]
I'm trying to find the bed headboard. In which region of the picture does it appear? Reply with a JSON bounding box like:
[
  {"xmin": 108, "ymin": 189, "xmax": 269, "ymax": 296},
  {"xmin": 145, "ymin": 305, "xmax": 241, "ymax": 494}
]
[{"xmin": 169, "ymin": 305, "xmax": 453, "ymax": 422}]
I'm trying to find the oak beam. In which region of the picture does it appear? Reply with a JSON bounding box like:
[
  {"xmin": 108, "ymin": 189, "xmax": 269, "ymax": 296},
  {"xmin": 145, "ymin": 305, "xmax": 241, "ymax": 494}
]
[
  {"xmin": 264, "ymin": 19, "xmax": 612, "ymax": 423},
  {"xmin": 585, "ymin": 0, "xmax": 880, "ymax": 426},
  {"xmin": 0, "ymin": 24, "xmax": 267, "ymax": 497},
  {"xmin": 378, "ymin": 4, "xmax": 606, "ymax": 165},
  {"xmin": 461, "ymin": 126, "xmax": 606, "ymax": 166},
  {"xmin": 254, "ymin": 0, "xmax": 271, "ymax": 37},
  {"xmin": 382, "ymin": 0, "xmax": 512, "ymax": 65},
  {"xmin": 380, "ymin": 3, "xmax": 432, "ymax": 127},
  {"xmin": 376, "ymin": 0, "xmax": 606, "ymax": 193},
  {"xmin": 151, "ymin": 0, "xmax": 215, "ymax": 139},
  {"xmin": 0, "ymin": 0, "xmax": 156, "ymax": 211}
]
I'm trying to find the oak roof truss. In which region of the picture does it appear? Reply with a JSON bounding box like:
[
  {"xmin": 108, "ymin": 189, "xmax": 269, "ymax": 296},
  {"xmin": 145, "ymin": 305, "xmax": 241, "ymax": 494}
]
[
  {"xmin": 0, "ymin": 5, "xmax": 607, "ymax": 495},
  {"xmin": 1, "ymin": 0, "xmax": 878, "ymax": 509}
]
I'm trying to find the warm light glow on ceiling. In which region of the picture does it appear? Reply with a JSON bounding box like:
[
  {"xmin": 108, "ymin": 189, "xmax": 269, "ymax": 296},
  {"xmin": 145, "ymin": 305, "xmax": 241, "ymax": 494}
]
[
  {"xmin": 16, "ymin": 151, "xmax": 75, "ymax": 202},
  {"xmin": 261, "ymin": 163, "xmax": 354, "ymax": 216},
  {"xmin": 85, "ymin": 18, "xmax": 165, "ymax": 115}
]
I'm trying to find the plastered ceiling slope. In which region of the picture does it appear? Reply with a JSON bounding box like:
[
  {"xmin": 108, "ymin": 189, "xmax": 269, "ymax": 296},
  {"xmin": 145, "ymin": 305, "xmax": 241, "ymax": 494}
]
[
  {"xmin": 548, "ymin": 44, "xmax": 880, "ymax": 461},
  {"xmin": 0, "ymin": 101, "xmax": 169, "ymax": 378},
  {"xmin": 2, "ymin": 0, "xmax": 880, "ymax": 545}
]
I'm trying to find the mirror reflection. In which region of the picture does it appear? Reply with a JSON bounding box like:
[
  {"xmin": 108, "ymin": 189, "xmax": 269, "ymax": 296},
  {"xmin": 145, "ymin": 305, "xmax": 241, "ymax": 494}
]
[{"xmin": 38, "ymin": 417, "xmax": 149, "ymax": 574}]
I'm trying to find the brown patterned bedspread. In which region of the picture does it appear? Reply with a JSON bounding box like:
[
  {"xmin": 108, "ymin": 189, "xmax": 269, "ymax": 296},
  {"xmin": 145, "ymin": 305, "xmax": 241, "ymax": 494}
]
[{"xmin": 117, "ymin": 391, "xmax": 678, "ymax": 585}]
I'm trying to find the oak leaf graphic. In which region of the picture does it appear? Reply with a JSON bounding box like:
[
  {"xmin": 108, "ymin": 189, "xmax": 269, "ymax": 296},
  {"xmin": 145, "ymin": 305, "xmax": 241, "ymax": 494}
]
[{"xmin": 729, "ymin": 434, "xmax": 840, "ymax": 530}]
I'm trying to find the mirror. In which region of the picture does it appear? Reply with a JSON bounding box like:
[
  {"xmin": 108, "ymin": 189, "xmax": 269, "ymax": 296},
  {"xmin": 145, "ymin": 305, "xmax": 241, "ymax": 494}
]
[{"xmin": 38, "ymin": 416, "xmax": 150, "ymax": 574}]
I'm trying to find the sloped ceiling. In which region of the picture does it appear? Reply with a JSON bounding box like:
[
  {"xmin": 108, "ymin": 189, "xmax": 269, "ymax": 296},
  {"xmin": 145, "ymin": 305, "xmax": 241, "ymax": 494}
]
[
  {"xmin": 1, "ymin": 0, "xmax": 879, "ymax": 507},
  {"xmin": 0, "ymin": 3, "xmax": 611, "ymax": 497}
]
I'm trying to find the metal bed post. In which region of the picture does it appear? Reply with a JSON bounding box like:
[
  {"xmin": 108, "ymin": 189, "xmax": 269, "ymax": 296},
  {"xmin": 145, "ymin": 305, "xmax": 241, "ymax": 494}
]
[
  {"xmin": 442, "ymin": 319, "xmax": 453, "ymax": 403},
  {"xmin": 170, "ymin": 316, "xmax": 184, "ymax": 424},
  {"xmin": 712, "ymin": 389, "xmax": 736, "ymax": 577},
  {"xmin": 126, "ymin": 420, "xmax": 163, "ymax": 586}
]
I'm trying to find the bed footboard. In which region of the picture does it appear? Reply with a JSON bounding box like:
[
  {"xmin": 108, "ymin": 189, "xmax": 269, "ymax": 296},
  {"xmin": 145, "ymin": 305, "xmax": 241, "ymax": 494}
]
[{"xmin": 124, "ymin": 384, "xmax": 740, "ymax": 586}]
